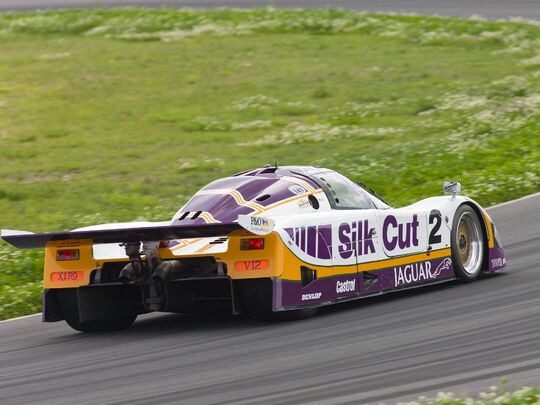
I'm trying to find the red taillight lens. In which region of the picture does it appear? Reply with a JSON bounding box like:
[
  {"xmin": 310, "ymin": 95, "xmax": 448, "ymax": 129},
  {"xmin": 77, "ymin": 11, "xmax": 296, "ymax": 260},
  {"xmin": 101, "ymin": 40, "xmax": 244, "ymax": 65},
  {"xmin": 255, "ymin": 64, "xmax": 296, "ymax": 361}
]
[
  {"xmin": 56, "ymin": 249, "xmax": 80, "ymax": 261},
  {"xmin": 240, "ymin": 238, "xmax": 264, "ymax": 250}
]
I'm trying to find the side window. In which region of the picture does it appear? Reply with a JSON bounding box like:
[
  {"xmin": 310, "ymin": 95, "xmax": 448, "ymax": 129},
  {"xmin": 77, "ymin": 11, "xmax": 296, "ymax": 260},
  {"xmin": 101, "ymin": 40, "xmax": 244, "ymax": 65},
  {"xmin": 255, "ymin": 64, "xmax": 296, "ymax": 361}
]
[{"xmin": 314, "ymin": 172, "xmax": 375, "ymax": 209}]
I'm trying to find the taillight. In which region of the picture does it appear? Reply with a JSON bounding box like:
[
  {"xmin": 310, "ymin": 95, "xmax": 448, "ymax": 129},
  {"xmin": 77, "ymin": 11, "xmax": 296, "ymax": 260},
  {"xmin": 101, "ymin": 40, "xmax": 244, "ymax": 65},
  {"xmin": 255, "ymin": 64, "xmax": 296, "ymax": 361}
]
[
  {"xmin": 240, "ymin": 238, "xmax": 264, "ymax": 250},
  {"xmin": 56, "ymin": 249, "xmax": 80, "ymax": 261}
]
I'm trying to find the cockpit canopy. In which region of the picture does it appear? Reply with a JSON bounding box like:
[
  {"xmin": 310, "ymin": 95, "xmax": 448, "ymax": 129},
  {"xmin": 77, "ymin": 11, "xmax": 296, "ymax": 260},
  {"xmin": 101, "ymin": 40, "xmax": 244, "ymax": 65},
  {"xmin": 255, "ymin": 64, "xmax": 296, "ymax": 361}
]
[{"xmin": 172, "ymin": 166, "xmax": 388, "ymax": 224}]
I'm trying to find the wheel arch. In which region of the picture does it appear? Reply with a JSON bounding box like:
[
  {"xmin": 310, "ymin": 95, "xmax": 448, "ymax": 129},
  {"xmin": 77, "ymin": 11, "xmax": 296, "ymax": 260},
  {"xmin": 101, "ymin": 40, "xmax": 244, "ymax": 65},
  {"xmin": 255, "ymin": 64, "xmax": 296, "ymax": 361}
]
[{"xmin": 459, "ymin": 201, "xmax": 490, "ymax": 272}]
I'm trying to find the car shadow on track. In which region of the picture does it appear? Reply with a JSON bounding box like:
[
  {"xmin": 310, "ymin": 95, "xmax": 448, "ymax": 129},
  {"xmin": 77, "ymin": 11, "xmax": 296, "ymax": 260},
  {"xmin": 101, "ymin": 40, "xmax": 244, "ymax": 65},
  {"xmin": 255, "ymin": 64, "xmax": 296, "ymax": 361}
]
[
  {"xmin": 318, "ymin": 271, "xmax": 506, "ymax": 317},
  {"xmin": 61, "ymin": 272, "xmax": 507, "ymax": 338}
]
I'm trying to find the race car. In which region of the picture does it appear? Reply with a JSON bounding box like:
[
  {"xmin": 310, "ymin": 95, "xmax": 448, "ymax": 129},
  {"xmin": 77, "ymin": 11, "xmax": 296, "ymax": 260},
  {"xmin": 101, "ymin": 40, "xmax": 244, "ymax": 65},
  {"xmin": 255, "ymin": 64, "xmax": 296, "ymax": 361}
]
[{"xmin": 1, "ymin": 166, "xmax": 506, "ymax": 332}]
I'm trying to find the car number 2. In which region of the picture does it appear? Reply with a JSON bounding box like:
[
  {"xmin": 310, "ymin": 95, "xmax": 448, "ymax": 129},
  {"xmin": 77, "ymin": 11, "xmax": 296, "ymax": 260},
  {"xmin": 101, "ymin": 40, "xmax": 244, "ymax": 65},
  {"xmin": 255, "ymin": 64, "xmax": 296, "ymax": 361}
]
[{"xmin": 429, "ymin": 210, "xmax": 442, "ymax": 245}]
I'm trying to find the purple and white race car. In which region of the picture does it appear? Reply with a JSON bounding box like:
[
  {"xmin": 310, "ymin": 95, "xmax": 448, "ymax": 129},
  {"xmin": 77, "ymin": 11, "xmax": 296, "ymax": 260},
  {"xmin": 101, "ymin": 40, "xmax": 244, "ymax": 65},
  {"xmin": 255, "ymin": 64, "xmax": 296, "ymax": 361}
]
[{"xmin": 2, "ymin": 166, "xmax": 506, "ymax": 331}]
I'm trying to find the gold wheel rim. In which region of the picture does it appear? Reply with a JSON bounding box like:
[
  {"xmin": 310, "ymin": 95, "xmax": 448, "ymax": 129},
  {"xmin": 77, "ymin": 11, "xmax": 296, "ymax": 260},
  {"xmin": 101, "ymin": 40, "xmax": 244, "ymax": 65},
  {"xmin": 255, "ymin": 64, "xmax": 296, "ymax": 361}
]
[{"xmin": 457, "ymin": 222, "xmax": 471, "ymax": 264}]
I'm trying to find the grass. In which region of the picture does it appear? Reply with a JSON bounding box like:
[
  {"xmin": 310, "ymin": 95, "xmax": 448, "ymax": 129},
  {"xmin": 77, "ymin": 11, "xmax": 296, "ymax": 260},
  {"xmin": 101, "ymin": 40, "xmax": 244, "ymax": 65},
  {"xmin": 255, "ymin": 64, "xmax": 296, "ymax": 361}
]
[
  {"xmin": 399, "ymin": 383, "xmax": 540, "ymax": 404},
  {"xmin": 0, "ymin": 8, "xmax": 539, "ymax": 319}
]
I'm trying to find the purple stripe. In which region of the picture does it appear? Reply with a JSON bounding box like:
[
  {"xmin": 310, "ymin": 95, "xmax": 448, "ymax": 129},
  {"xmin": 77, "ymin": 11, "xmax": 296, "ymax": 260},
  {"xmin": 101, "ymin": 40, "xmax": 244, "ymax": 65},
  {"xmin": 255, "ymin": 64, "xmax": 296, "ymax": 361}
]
[
  {"xmin": 285, "ymin": 228, "xmax": 294, "ymax": 240},
  {"xmin": 175, "ymin": 194, "xmax": 254, "ymax": 224},
  {"xmin": 317, "ymin": 225, "xmax": 332, "ymax": 260},
  {"xmin": 193, "ymin": 174, "xmax": 323, "ymax": 214},
  {"xmin": 307, "ymin": 226, "xmax": 317, "ymax": 257}
]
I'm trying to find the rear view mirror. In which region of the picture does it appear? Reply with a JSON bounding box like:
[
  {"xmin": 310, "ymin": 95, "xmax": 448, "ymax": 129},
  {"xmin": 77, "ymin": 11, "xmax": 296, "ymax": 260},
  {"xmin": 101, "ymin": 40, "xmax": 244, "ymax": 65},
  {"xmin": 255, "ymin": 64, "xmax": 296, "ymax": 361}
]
[{"xmin": 443, "ymin": 181, "xmax": 462, "ymax": 196}]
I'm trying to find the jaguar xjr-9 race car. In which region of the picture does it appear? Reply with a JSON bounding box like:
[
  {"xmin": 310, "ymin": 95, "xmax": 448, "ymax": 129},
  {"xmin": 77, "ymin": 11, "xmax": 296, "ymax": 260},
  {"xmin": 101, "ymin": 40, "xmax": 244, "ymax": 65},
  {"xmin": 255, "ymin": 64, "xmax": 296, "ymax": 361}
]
[{"xmin": 1, "ymin": 166, "xmax": 506, "ymax": 331}]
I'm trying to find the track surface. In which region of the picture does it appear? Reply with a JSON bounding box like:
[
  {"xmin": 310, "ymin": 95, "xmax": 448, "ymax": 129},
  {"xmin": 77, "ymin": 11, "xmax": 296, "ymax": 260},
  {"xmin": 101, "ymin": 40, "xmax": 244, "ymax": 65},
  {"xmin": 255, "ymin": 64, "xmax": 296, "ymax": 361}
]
[
  {"xmin": 1, "ymin": 194, "xmax": 539, "ymax": 404},
  {"xmin": 1, "ymin": 0, "xmax": 540, "ymax": 20}
]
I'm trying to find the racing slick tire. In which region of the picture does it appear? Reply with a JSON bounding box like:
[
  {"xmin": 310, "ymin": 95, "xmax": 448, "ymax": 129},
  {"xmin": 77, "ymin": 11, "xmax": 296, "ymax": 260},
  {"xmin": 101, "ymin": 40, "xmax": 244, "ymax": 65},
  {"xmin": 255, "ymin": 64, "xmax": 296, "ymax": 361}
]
[
  {"xmin": 56, "ymin": 289, "xmax": 137, "ymax": 332},
  {"xmin": 451, "ymin": 205, "xmax": 485, "ymax": 283}
]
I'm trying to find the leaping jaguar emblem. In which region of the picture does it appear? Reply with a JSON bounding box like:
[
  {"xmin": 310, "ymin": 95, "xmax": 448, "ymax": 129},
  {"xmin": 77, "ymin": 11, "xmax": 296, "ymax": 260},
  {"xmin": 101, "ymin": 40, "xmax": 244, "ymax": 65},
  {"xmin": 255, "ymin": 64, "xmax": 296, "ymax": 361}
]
[{"xmin": 432, "ymin": 257, "xmax": 452, "ymax": 277}]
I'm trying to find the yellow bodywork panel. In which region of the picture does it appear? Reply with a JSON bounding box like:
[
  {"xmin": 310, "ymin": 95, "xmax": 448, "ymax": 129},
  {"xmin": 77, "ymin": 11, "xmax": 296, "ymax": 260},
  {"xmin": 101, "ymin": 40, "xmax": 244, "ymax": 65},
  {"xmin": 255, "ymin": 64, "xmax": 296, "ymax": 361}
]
[
  {"xmin": 214, "ymin": 232, "xmax": 284, "ymax": 280},
  {"xmin": 43, "ymin": 240, "xmax": 97, "ymax": 289},
  {"xmin": 481, "ymin": 209, "xmax": 495, "ymax": 249}
]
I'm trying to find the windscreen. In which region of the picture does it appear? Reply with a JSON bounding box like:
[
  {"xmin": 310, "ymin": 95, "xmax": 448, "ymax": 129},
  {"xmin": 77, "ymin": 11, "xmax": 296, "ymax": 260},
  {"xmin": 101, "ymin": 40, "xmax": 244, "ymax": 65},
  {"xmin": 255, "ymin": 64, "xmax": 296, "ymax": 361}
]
[{"xmin": 312, "ymin": 171, "xmax": 376, "ymax": 209}]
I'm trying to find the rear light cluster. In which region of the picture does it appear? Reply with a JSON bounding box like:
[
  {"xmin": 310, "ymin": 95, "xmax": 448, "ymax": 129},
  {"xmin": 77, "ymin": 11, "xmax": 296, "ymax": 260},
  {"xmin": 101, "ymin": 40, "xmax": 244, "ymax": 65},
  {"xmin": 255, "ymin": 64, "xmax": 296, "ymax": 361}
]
[
  {"xmin": 56, "ymin": 249, "xmax": 80, "ymax": 261},
  {"xmin": 240, "ymin": 238, "xmax": 264, "ymax": 250}
]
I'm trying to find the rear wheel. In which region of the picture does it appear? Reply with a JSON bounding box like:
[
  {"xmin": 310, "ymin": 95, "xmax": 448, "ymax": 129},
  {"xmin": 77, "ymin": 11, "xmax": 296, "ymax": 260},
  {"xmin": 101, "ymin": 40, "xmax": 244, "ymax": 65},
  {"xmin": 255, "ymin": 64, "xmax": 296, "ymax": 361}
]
[
  {"xmin": 451, "ymin": 205, "xmax": 485, "ymax": 282},
  {"xmin": 56, "ymin": 289, "xmax": 137, "ymax": 332}
]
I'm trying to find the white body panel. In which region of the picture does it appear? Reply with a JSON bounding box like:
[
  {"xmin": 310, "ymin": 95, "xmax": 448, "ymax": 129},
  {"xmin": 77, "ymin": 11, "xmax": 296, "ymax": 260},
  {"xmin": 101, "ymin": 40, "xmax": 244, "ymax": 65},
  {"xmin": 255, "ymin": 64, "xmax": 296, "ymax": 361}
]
[{"xmin": 271, "ymin": 195, "xmax": 475, "ymax": 267}]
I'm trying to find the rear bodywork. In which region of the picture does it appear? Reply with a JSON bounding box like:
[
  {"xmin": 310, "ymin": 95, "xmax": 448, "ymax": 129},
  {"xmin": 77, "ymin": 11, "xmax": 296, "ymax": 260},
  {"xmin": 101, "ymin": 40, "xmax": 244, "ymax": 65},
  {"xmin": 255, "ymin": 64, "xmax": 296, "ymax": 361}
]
[{"xmin": 2, "ymin": 166, "xmax": 506, "ymax": 323}]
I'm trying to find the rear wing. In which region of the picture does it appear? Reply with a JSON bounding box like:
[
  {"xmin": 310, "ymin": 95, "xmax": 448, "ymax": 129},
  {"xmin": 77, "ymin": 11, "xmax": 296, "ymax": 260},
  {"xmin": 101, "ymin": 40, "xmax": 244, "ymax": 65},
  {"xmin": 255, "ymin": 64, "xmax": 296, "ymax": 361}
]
[{"xmin": 1, "ymin": 223, "xmax": 242, "ymax": 249}]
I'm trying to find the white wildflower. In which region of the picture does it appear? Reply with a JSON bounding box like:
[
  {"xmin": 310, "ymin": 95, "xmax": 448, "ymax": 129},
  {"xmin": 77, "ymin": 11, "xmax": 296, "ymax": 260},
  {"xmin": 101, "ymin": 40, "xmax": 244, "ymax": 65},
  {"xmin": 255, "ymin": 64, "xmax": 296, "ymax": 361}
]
[
  {"xmin": 39, "ymin": 52, "xmax": 71, "ymax": 60},
  {"xmin": 231, "ymin": 120, "xmax": 272, "ymax": 130},
  {"xmin": 183, "ymin": 116, "xmax": 230, "ymax": 132},
  {"xmin": 231, "ymin": 94, "xmax": 279, "ymax": 111},
  {"xmin": 240, "ymin": 122, "xmax": 402, "ymax": 146},
  {"xmin": 519, "ymin": 53, "xmax": 540, "ymax": 66},
  {"xmin": 437, "ymin": 93, "xmax": 488, "ymax": 110}
]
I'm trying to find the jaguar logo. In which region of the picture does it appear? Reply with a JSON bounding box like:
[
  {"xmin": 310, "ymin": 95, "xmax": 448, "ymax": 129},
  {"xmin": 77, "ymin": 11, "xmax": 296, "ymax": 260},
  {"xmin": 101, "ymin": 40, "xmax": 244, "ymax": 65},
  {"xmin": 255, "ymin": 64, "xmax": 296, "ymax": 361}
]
[{"xmin": 432, "ymin": 257, "xmax": 452, "ymax": 277}]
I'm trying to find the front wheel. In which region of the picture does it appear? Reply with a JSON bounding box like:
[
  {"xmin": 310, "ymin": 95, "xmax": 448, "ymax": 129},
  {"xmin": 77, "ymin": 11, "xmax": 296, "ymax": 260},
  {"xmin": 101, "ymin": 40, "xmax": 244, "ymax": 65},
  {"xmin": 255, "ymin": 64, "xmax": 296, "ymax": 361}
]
[{"xmin": 451, "ymin": 205, "xmax": 485, "ymax": 282}]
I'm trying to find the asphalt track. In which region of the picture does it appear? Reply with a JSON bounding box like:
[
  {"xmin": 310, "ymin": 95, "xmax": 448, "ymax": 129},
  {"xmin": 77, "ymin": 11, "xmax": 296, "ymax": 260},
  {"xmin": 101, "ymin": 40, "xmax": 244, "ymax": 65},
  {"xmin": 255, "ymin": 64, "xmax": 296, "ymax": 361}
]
[
  {"xmin": 1, "ymin": 0, "xmax": 540, "ymax": 20},
  {"xmin": 1, "ymin": 193, "xmax": 539, "ymax": 404}
]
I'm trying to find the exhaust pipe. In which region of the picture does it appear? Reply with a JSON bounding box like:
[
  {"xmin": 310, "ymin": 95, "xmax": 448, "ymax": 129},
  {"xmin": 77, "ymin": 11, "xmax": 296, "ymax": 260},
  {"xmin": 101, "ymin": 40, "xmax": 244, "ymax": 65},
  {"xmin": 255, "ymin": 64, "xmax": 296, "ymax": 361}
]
[
  {"xmin": 142, "ymin": 261, "xmax": 186, "ymax": 312},
  {"xmin": 152, "ymin": 260, "xmax": 186, "ymax": 282},
  {"xmin": 119, "ymin": 261, "xmax": 144, "ymax": 284}
]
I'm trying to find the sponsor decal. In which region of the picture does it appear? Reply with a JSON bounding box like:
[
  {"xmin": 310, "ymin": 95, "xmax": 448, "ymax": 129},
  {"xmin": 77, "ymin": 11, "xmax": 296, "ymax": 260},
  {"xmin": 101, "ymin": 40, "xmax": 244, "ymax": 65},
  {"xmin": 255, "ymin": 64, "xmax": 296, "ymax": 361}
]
[
  {"xmin": 336, "ymin": 279, "xmax": 356, "ymax": 293},
  {"xmin": 297, "ymin": 199, "xmax": 310, "ymax": 209},
  {"xmin": 251, "ymin": 217, "xmax": 269, "ymax": 227},
  {"xmin": 284, "ymin": 224, "xmax": 332, "ymax": 259},
  {"xmin": 338, "ymin": 221, "xmax": 376, "ymax": 259},
  {"xmin": 393, "ymin": 261, "xmax": 433, "ymax": 287},
  {"xmin": 54, "ymin": 240, "xmax": 83, "ymax": 247},
  {"xmin": 302, "ymin": 292, "xmax": 322, "ymax": 301},
  {"xmin": 432, "ymin": 257, "xmax": 451, "ymax": 277},
  {"xmin": 491, "ymin": 257, "xmax": 506, "ymax": 269},
  {"xmin": 383, "ymin": 214, "xmax": 420, "ymax": 251},
  {"xmin": 289, "ymin": 185, "xmax": 307, "ymax": 195},
  {"xmin": 238, "ymin": 215, "xmax": 275, "ymax": 235}
]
